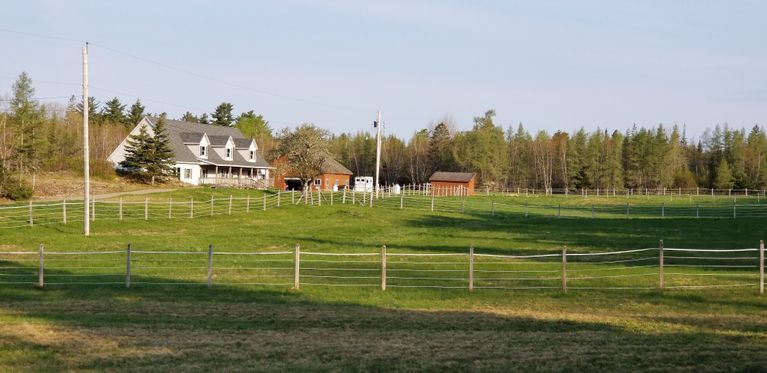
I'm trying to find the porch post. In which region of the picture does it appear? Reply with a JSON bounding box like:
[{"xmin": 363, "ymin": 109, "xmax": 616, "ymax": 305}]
[
  {"xmin": 215, "ymin": 166, "xmax": 218, "ymax": 184},
  {"xmin": 239, "ymin": 167, "xmax": 243, "ymax": 186}
]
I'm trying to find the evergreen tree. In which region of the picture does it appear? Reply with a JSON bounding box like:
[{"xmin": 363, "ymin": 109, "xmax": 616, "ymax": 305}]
[
  {"xmin": 714, "ymin": 158, "xmax": 734, "ymax": 189},
  {"xmin": 119, "ymin": 124, "xmax": 152, "ymax": 181},
  {"xmin": 75, "ymin": 96, "xmax": 100, "ymax": 121},
  {"xmin": 10, "ymin": 72, "xmax": 47, "ymax": 176},
  {"xmin": 199, "ymin": 113, "xmax": 210, "ymax": 124},
  {"xmin": 145, "ymin": 115, "xmax": 175, "ymax": 185},
  {"xmin": 128, "ymin": 99, "xmax": 145, "ymax": 125},
  {"xmin": 428, "ymin": 122, "xmax": 453, "ymax": 172},
  {"xmin": 212, "ymin": 102, "xmax": 234, "ymax": 126},
  {"xmin": 180, "ymin": 111, "xmax": 199, "ymax": 123},
  {"xmin": 102, "ymin": 97, "xmax": 127, "ymax": 126}
]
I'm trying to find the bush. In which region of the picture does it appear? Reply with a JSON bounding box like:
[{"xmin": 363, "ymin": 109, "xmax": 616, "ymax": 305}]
[
  {"xmin": 672, "ymin": 169, "xmax": 698, "ymax": 189},
  {"xmin": 1, "ymin": 175, "xmax": 34, "ymax": 200}
]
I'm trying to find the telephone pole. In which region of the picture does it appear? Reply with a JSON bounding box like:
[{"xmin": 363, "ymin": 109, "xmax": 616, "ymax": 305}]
[
  {"xmin": 83, "ymin": 42, "xmax": 90, "ymax": 236},
  {"xmin": 374, "ymin": 110, "xmax": 382, "ymax": 198}
]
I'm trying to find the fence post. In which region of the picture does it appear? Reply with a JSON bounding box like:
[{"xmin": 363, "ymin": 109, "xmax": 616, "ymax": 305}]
[
  {"xmin": 246, "ymin": 195, "xmax": 250, "ymax": 213},
  {"xmin": 277, "ymin": 190, "xmax": 281, "ymax": 207},
  {"xmin": 294, "ymin": 244, "xmax": 301, "ymax": 290},
  {"xmin": 561, "ymin": 246, "xmax": 567, "ymax": 293},
  {"xmin": 228, "ymin": 195, "xmax": 233, "ymax": 215},
  {"xmin": 662, "ymin": 203, "xmax": 665, "ymax": 218},
  {"xmin": 431, "ymin": 192, "xmax": 435, "ymax": 212},
  {"xmin": 118, "ymin": 197, "xmax": 123, "ymax": 220},
  {"xmin": 469, "ymin": 246, "xmax": 474, "ymax": 292},
  {"xmin": 331, "ymin": 190, "xmax": 334, "ymax": 205},
  {"xmin": 210, "ymin": 196, "xmax": 214, "ymax": 216},
  {"xmin": 319, "ymin": 189, "xmax": 323, "ymax": 207},
  {"xmin": 696, "ymin": 204, "xmax": 699, "ymax": 219},
  {"xmin": 343, "ymin": 188, "xmax": 347, "ymax": 204},
  {"xmin": 28, "ymin": 200, "xmax": 33, "ymax": 227},
  {"xmin": 168, "ymin": 198, "xmax": 173, "ymax": 218},
  {"xmin": 381, "ymin": 245, "xmax": 387, "ymax": 291},
  {"xmin": 91, "ymin": 198, "xmax": 95, "ymax": 222},
  {"xmin": 144, "ymin": 197, "xmax": 148, "ymax": 221},
  {"xmin": 525, "ymin": 204, "xmax": 528, "ymax": 218},
  {"xmin": 625, "ymin": 203, "xmax": 629, "ymax": 218},
  {"xmin": 190, "ymin": 197, "xmax": 194, "ymax": 218},
  {"xmin": 126, "ymin": 243, "xmax": 132, "ymax": 288},
  {"xmin": 37, "ymin": 244, "xmax": 44, "ymax": 288},
  {"xmin": 760, "ymin": 240, "xmax": 764, "ymax": 295},
  {"xmin": 558, "ymin": 204, "xmax": 561, "ymax": 219},
  {"xmin": 207, "ymin": 244, "xmax": 213, "ymax": 288},
  {"xmin": 400, "ymin": 191, "xmax": 404, "ymax": 209},
  {"xmin": 352, "ymin": 190, "xmax": 355, "ymax": 205},
  {"xmin": 659, "ymin": 240, "xmax": 664, "ymax": 290},
  {"xmin": 292, "ymin": 190, "xmax": 296, "ymax": 204},
  {"xmin": 369, "ymin": 190, "xmax": 373, "ymax": 208},
  {"xmin": 263, "ymin": 193, "xmax": 267, "ymax": 211},
  {"xmin": 591, "ymin": 204, "xmax": 595, "ymax": 219},
  {"xmin": 62, "ymin": 199, "xmax": 67, "ymax": 224},
  {"xmin": 491, "ymin": 200, "xmax": 495, "ymax": 216},
  {"xmin": 733, "ymin": 204, "xmax": 737, "ymax": 219}
]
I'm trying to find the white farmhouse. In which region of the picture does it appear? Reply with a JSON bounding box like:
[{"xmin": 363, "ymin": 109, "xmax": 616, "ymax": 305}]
[{"xmin": 108, "ymin": 117, "xmax": 274, "ymax": 187}]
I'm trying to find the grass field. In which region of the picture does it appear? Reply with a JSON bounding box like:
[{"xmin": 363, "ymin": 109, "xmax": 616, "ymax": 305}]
[{"xmin": 1, "ymin": 189, "xmax": 766, "ymax": 371}]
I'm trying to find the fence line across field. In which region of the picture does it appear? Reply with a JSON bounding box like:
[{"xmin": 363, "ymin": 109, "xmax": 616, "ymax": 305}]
[
  {"xmin": 1, "ymin": 240, "xmax": 764, "ymax": 295},
  {"xmin": 5, "ymin": 189, "xmax": 767, "ymax": 229}
]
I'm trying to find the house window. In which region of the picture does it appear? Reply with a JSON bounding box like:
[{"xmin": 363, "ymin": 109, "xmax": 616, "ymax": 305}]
[
  {"xmin": 249, "ymin": 150, "xmax": 255, "ymax": 160},
  {"xmin": 200, "ymin": 146, "xmax": 206, "ymax": 156},
  {"xmin": 226, "ymin": 148, "xmax": 232, "ymax": 159},
  {"xmin": 314, "ymin": 179, "xmax": 321, "ymax": 186},
  {"xmin": 184, "ymin": 169, "xmax": 192, "ymax": 179}
]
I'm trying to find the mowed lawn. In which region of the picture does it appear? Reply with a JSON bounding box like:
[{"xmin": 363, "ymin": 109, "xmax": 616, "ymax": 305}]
[{"xmin": 1, "ymin": 189, "xmax": 766, "ymax": 371}]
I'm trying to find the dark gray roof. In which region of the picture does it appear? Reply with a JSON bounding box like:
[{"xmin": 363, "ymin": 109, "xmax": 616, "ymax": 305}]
[
  {"xmin": 233, "ymin": 138, "xmax": 254, "ymax": 149},
  {"xmin": 146, "ymin": 117, "xmax": 272, "ymax": 168},
  {"xmin": 207, "ymin": 135, "xmax": 232, "ymax": 146},
  {"xmin": 321, "ymin": 157, "xmax": 353, "ymax": 175},
  {"xmin": 429, "ymin": 172, "xmax": 475, "ymax": 183},
  {"xmin": 179, "ymin": 132, "xmax": 205, "ymax": 144}
]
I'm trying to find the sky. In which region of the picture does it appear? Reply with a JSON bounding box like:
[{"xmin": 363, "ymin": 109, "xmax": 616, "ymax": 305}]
[{"xmin": 0, "ymin": 0, "xmax": 765, "ymax": 140}]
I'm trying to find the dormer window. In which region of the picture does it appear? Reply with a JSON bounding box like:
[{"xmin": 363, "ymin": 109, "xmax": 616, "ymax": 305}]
[
  {"xmin": 200, "ymin": 146, "xmax": 207, "ymax": 157},
  {"xmin": 249, "ymin": 150, "xmax": 255, "ymax": 160},
  {"xmin": 226, "ymin": 148, "xmax": 232, "ymax": 159}
]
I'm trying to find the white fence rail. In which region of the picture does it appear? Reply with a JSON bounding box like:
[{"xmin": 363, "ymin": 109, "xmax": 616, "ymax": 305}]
[{"xmin": 1, "ymin": 240, "xmax": 764, "ymax": 295}]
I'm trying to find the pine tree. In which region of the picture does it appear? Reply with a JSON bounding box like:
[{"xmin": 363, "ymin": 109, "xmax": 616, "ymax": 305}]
[
  {"xmin": 145, "ymin": 115, "xmax": 175, "ymax": 185},
  {"xmin": 199, "ymin": 113, "xmax": 210, "ymax": 124},
  {"xmin": 714, "ymin": 158, "xmax": 734, "ymax": 189},
  {"xmin": 119, "ymin": 125, "xmax": 152, "ymax": 181},
  {"xmin": 212, "ymin": 102, "xmax": 234, "ymax": 126},
  {"xmin": 180, "ymin": 111, "xmax": 199, "ymax": 123},
  {"xmin": 128, "ymin": 99, "xmax": 146, "ymax": 126},
  {"xmin": 102, "ymin": 97, "xmax": 127, "ymax": 126}
]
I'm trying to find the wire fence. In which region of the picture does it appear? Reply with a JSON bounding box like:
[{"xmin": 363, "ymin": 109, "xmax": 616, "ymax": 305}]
[
  {"xmin": 3, "ymin": 188, "xmax": 767, "ymax": 230},
  {"xmin": 1, "ymin": 240, "xmax": 764, "ymax": 294}
]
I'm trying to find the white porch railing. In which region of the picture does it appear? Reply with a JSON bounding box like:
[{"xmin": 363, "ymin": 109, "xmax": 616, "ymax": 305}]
[{"xmin": 199, "ymin": 177, "xmax": 274, "ymax": 189}]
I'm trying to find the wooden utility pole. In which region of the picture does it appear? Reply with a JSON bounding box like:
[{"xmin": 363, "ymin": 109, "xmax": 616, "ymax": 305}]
[
  {"xmin": 374, "ymin": 111, "xmax": 382, "ymax": 199},
  {"xmin": 83, "ymin": 42, "xmax": 90, "ymax": 236}
]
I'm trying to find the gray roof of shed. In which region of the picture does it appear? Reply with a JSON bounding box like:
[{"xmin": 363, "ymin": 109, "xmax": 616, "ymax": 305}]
[
  {"xmin": 429, "ymin": 172, "xmax": 475, "ymax": 182},
  {"xmin": 146, "ymin": 117, "xmax": 271, "ymax": 168}
]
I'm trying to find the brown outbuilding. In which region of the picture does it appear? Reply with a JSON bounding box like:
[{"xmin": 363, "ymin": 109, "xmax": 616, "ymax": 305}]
[{"xmin": 429, "ymin": 172, "xmax": 476, "ymax": 196}]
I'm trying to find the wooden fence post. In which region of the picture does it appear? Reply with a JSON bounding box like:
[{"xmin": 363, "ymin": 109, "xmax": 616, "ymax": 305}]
[
  {"xmin": 91, "ymin": 198, "xmax": 96, "ymax": 222},
  {"xmin": 696, "ymin": 204, "xmax": 699, "ymax": 219},
  {"xmin": 400, "ymin": 191, "xmax": 404, "ymax": 209},
  {"xmin": 118, "ymin": 198, "xmax": 123, "ymax": 220},
  {"xmin": 246, "ymin": 195, "xmax": 250, "ymax": 213},
  {"xmin": 263, "ymin": 193, "xmax": 267, "ymax": 211},
  {"xmin": 277, "ymin": 190, "xmax": 281, "ymax": 207},
  {"xmin": 469, "ymin": 246, "xmax": 474, "ymax": 292},
  {"xmin": 381, "ymin": 245, "xmax": 387, "ymax": 291},
  {"xmin": 659, "ymin": 240, "xmax": 664, "ymax": 290},
  {"xmin": 760, "ymin": 240, "xmax": 764, "ymax": 295},
  {"xmin": 144, "ymin": 197, "xmax": 148, "ymax": 221},
  {"xmin": 733, "ymin": 204, "xmax": 737, "ymax": 219},
  {"xmin": 525, "ymin": 204, "xmax": 528, "ymax": 218},
  {"xmin": 126, "ymin": 243, "xmax": 132, "ymax": 288},
  {"xmin": 228, "ymin": 195, "xmax": 233, "ymax": 215},
  {"xmin": 561, "ymin": 246, "xmax": 567, "ymax": 293},
  {"xmin": 331, "ymin": 190, "xmax": 334, "ymax": 205},
  {"xmin": 343, "ymin": 188, "xmax": 347, "ymax": 204},
  {"xmin": 352, "ymin": 190, "xmax": 356, "ymax": 205},
  {"xmin": 190, "ymin": 197, "xmax": 194, "ymax": 218},
  {"xmin": 431, "ymin": 192, "xmax": 435, "ymax": 212},
  {"xmin": 292, "ymin": 190, "xmax": 296, "ymax": 204},
  {"xmin": 210, "ymin": 196, "xmax": 214, "ymax": 216},
  {"xmin": 28, "ymin": 200, "xmax": 33, "ymax": 227},
  {"xmin": 207, "ymin": 244, "xmax": 213, "ymax": 288},
  {"xmin": 294, "ymin": 244, "xmax": 301, "ymax": 290},
  {"xmin": 62, "ymin": 199, "xmax": 67, "ymax": 224},
  {"xmin": 625, "ymin": 203, "xmax": 630, "ymax": 218},
  {"xmin": 369, "ymin": 190, "xmax": 373, "ymax": 208},
  {"xmin": 319, "ymin": 189, "xmax": 322, "ymax": 207},
  {"xmin": 168, "ymin": 198, "xmax": 173, "ymax": 218},
  {"xmin": 491, "ymin": 200, "xmax": 495, "ymax": 216},
  {"xmin": 37, "ymin": 244, "xmax": 44, "ymax": 288}
]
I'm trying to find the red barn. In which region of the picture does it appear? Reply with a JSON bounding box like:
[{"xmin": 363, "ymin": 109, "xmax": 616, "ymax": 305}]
[{"xmin": 429, "ymin": 172, "xmax": 476, "ymax": 196}]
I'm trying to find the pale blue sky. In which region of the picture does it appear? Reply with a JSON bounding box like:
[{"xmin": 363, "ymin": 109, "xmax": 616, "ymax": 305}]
[{"xmin": 1, "ymin": 0, "xmax": 765, "ymax": 139}]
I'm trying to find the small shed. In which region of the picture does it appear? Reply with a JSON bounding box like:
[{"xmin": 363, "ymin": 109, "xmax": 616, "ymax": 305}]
[{"xmin": 429, "ymin": 172, "xmax": 476, "ymax": 196}]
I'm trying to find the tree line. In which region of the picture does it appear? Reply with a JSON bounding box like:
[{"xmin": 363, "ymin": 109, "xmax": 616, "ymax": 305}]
[{"xmin": 329, "ymin": 109, "xmax": 767, "ymax": 191}]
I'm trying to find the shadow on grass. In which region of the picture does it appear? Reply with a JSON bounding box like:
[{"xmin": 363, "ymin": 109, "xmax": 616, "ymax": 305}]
[{"xmin": 1, "ymin": 260, "xmax": 767, "ymax": 371}]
